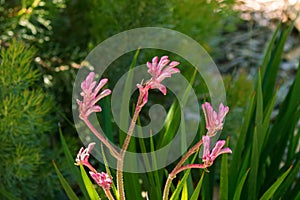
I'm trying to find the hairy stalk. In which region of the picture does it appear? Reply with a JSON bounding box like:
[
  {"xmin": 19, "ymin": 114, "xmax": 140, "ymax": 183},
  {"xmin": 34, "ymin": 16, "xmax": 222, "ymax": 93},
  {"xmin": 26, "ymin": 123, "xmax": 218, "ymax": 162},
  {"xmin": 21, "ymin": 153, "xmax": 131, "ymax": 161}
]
[
  {"xmin": 172, "ymin": 163, "xmax": 206, "ymax": 175},
  {"xmin": 117, "ymin": 95, "xmax": 144, "ymax": 200},
  {"xmin": 172, "ymin": 140, "xmax": 203, "ymax": 173},
  {"xmin": 83, "ymin": 118, "xmax": 120, "ymax": 159},
  {"xmin": 162, "ymin": 174, "xmax": 175, "ymax": 200},
  {"xmin": 104, "ymin": 189, "xmax": 115, "ymax": 200},
  {"xmin": 162, "ymin": 139, "xmax": 203, "ymax": 200}
]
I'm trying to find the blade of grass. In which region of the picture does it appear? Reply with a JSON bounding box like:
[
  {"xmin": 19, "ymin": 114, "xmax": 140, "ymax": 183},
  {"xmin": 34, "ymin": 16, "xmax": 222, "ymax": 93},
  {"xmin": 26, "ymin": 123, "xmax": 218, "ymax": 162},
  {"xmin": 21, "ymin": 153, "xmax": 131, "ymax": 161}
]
[
  {"xmin": 287, "ymin": 125, "xmax": 300, "ymax": 162},
  {"xmin": 263, "ymin": 61, "xmax": 300, "ymax": 179},
  {"xmin": 181, "ymin": 181, "xmax": 188, "ymax": 200},
  {"xmin": 136, "ymin": 118, "xmax": 158, "ymax": 199},
  {"xmin": 233, "ymin": 169, "xmax": 250, "ymax": 200},
  {"xmin": 255, "ymin": 69, "xmax": 264, "ymax": 154},
  {"xmin": 170, "ymin": 151, "xmax": 199, "ymax": 200},
  {"xmin": 52, "ymin": 160, "xmax": 79, "ymax": 200},
  {"xmin": 260, "ymin": 22, "xmax": 281, "ymax": 78},
  {"xmin": 248, "ymin": 127, "xmax": 259, "ymax": 200},
  {"xmin": 149, "ymin": 129, "xmax": 162, "ymax": 198},
  {"xmin": 229, "ymin": 93, "xmax": 255, "ymax": 198},
  {"xmin": 262, "ymin": 23, "xmax": 294, "ymax": 106},
  {"xmin": 219, "ymin": 137, "xmax": 230, "ymax": 200},
  {"xmin": 274, "ymin": 157, "xmax": 300, "ymax": 199},
  {"xmin": 119, "ymin": 49, "xmax": 140, "ymax": 146},
  {"xmin": 59, "ymin": 127, "xmax": 89, "ymax": 199},
  {"xmin": 190, "ymin": 172, "xmax": 205, "ymax": 200},
  {"xmin": 79, "ymin": 165, "xmax": 101, "ymax": 200},
  {"xmin": 259, "ymin": 166, "xmax": 292, "ymax": 200}
]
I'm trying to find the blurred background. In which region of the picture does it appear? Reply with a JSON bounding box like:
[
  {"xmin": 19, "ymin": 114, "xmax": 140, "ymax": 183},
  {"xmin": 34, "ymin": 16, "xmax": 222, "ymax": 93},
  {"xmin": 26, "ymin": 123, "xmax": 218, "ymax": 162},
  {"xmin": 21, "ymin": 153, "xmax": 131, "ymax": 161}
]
[{"xmin": 0, "ymin": 0, "xmax": 299, "ymax": 199}]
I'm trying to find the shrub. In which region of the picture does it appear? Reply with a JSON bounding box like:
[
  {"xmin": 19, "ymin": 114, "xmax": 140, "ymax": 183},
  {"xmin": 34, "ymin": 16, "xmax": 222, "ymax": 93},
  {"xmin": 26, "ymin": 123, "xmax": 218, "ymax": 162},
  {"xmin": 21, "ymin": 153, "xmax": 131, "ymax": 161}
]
[{"xmin": 0, "ymin": 40, "xmax": 60, "ymax": 199}]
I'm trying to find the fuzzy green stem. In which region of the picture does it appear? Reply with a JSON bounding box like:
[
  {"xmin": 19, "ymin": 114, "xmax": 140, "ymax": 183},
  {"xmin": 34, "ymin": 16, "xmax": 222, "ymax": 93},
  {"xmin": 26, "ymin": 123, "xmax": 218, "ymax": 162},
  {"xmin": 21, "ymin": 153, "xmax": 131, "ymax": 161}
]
[
  {"xmin": 104, "ymin": 189, "xmax": 115, "ymax": 200},
  {"xmin": 162, "ymin": 174, "xmax": 175, "ymax": 200}
]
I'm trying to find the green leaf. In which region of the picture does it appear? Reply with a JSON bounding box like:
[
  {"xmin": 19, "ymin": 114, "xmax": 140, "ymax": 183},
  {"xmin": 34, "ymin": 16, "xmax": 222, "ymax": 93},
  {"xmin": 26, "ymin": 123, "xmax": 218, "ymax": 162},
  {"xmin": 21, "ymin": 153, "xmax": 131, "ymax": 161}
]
[
  {"xmin": 229, "ymin": 93, "xmax": 255, "ymax": 197},
  {"xmin": 170, "ymin": 151, "xmax": 199, "ymax": 200},
  {"xmin": 119, "ymin": 49, "xmax": 140, "ymax": 146},
  {"xmin": 219, "ymin": 138, "xmax": 230, "ymax": 200},
  {"xmin": 119, "ymin": 50, "xmax": 142, "ymax": 200},
  {"xmin": 274, "ymin": 158, "xmax": 300, "ymax": 199},
  {"xmin": 262, "ymin": 23, "xmax": 294, "ymax": 106},
  {"xmin": 259, "ymin": 166, "xmax": 292, "ymax": 200},
  {"xmin": 233, "ymin": 169, "xmax": 250, "ymax": 200},
  {"xmin": 255, "ymin": 69, "xmax": 264, "ymax": 153},
  {"xmin": 190, "ymin": 172, "xmax": 205, "ymax": 200},
  {"xmin": 149, "ymin": 130, "xmax": 162, "ymax": 197},
  {"xmin": 59, "ymin": 127, "xmax": 89, "ymax": 199},
  {"xmin": 260, "ymin": 22, "xmax": 281, "ymax": 78},
  {"xmin": 261, "ymin": 89, "xmax": 277, "ymax": 141},
  {"xmin": 52, "ymin": 160, "xmax": 79, "ymax": 200},
  {"xmin": 181, "ymin": 181, "xmax": 188, "ymax": 200},
  {"xmin": 248, "ymin": 127, "xmax": 259, "ymax": 200},
  {"xmin": 80, "ymin": 165, "xmax": 101, "ymax": 200},
  {"xmin": 262, "ymin": 58, "xmax": 300, "ymax": 178}
]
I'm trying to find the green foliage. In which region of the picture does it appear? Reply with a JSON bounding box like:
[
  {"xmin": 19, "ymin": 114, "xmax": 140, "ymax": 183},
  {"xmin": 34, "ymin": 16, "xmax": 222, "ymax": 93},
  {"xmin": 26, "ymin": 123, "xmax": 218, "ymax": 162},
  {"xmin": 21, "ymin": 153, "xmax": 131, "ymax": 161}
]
[
  {"xmin": 0, "ymin": 40, "xmax": 60, "ymax": 199},
  {"xmin": 56, "ymin": 23, "xmax": 299, "ymax": 200},
  {"xmin": 226, "ymin": 22, "xmax": 300, "ymax": 200},
  {"xmin": 0, "ymin": 0, "xmax": 66, "ymax": 44},
  {"xmin": 171, "ymin": 0, "xmax": 237, "ymax": 49},
  {"xmin": 53, "ymin": 161, "xmax": 80, "ymax": 200}
]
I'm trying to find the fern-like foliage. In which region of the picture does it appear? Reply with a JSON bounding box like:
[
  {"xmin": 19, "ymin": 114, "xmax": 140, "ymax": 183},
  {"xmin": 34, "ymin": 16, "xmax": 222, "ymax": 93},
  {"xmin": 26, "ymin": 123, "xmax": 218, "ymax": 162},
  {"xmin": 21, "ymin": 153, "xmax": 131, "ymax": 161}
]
[{"xmin": 0, "ymin": 40, "xmax": 59, "ymax": 199}]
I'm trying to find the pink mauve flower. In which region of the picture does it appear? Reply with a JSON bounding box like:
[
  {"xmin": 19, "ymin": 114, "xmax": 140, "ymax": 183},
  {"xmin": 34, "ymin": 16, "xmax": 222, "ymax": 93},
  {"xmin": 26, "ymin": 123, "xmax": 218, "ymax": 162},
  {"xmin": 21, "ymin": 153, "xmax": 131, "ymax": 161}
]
[
  {"xmin": 202, "ymin": 135, "xmax": 232, "ymax": 168},
  {"xmin": 202, "ymin": 102, "xmax": 229, "ymax": 137},
  {"xmin": 89, "ymin": 171, "xmax": 113, "ymax": 190},
  {"xmin": 136, "ymin": 56, "xmax": 180, "ymax": 107},
  {"xmin": 77, "ymin": 72, "xmax": 111, "ymax": 120},
  {"xmin": 75, "ymin": 142, "xmax": 95, "ymax": 166},
  {"xmin": 146, "ymin": 56, "xmax": 180, "ymax": 95}
]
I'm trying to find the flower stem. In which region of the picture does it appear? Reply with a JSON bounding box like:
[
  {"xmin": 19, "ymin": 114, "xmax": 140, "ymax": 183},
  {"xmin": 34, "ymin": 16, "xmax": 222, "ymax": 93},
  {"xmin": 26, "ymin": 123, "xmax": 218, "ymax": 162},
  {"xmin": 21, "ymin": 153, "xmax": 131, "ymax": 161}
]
[
  {"xmin": 162, "ymin": 174, "xmax": 175, "ymax": 200},
  {"xmin": 104, "ymin": 189, "xmax": 115, "ymax": 200},
  {"xmin": 162, "ymin": 139, "xmax": 203, "ymax": 200},
  {"xmin": 117, "ymin": 94, "xmax": 144, "ymax": 200},
  {"xmin": 83, "ymin": 118, "xmax": 120, "ymax": 159},
  {"xmin": 172, "ymin": 163, "xmax": 206, "ymax": 175},
  {"xmin": 172, "ymin": 139, "xmax": 203, "ymax": 173}
]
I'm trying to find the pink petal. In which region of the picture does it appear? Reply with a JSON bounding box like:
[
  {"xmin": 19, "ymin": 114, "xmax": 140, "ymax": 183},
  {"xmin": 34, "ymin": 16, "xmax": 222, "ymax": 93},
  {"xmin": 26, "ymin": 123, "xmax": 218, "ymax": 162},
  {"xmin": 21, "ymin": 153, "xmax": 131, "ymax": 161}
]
[
  {"xmin": 94, "ymin": 89, "xmax": 111, "ymax": 103},
  {"xmin": 202, "ymin": 136, "xmax": 211, "ymax": 157},
  {"xmin": 169, "ymin": 61, "xmax": 180, "ymax": 67},
  {"xmin": 150, "ymin": 82, "xmax": 167, "ymax": 95},
  {"xmin": 217, "ymin": 147, "xmax": 232, "ymax": 156},
  {"xmin": 86, "ymin": 142, "xmax": 96, "ymax": 152},
  {"xmin": 94, "ymin": 78, "xmax": 108, "ymax": 95},
  {"xmin": 210, "ymin": 140, "xmax": 226, "ymax": 158}
]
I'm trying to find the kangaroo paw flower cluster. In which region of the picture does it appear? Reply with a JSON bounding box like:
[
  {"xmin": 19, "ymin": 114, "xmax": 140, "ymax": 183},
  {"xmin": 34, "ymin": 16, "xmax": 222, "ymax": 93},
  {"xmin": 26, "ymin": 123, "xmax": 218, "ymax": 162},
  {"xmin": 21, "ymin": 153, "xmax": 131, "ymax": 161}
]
[
  {"xmin": 137, "ymin": 56, "xmax": 180, "ymax": 107},
  {"xmin": 77, "ymin": 72, "xmax": 111, "ymax": 120},
  {"xmin": 202, "ymin": 135, "xmax": 232, "ymax": 168},
  {"xmin": 202, "ymin": 102, "xmax": 229, "ymax": 137},
  {"xmin": 74, "ymin": 56, "xmax": 232, "ymax": 200}
]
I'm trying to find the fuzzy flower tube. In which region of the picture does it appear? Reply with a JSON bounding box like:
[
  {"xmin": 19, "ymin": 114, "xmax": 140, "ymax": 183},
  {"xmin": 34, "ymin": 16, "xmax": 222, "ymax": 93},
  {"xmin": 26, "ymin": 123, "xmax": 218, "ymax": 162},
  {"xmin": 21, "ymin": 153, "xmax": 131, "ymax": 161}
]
[
  {"xmin": 202, "ymin": 102, "xmax": 229, "ymax": 137},
  {"xmin": 76, "ymin": 72, "xmax": 120, "ymax": 159}
]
